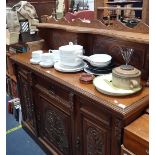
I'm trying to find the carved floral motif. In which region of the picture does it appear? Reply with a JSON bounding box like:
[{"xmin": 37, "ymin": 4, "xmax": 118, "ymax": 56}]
[
  {"xmin": 87, "ymin": 127, "xmax": 104, "ymax": 155},
  {"xmin": 18, "ymin": 74, "xmax": 34, "ymax": 127},
  {"xmin": 44, "ymin": 108, "xmax": 69, "ymax": 155}
]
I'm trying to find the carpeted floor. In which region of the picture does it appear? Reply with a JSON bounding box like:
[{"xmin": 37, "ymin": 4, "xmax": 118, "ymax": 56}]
[{"xmin": 6, "ymin": 95, "xmax": 46, "ymax": 155}]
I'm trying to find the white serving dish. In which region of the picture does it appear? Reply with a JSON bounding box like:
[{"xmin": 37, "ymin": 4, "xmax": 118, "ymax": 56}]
[
  {"xmin": 79, "ymin": 54, "xmax": 112, "ymax": 67},
  {"xmin": 93, "ymin": 73, "xmax": 142, "ymax": 96}
]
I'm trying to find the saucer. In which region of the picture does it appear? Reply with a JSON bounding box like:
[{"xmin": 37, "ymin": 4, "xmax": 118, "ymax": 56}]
[
  {"xmin": 93, "ymin": 73, "xmax": 142, "ymax": 96},
  {"xmin": 30, "ymin": 58, "xmax": 41, "ymax": 64},
  {"xmin": 54, "ymin": 62, "xmax": 86, "ymax": 73},
  {"xmin": 39, "ymin": 61, "xmax": 54, "ymax": 68}
]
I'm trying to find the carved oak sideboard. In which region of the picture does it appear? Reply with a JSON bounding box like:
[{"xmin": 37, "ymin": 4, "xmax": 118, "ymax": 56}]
[{"xmin": 11, "ymin": 52, "xmax": 149, "ymax": 155}]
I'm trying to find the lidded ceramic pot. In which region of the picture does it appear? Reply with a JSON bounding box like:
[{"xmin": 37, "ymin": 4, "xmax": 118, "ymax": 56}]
[
  {"xmin": 112, "ymin": 66, "xmax": 141, "ymax": 90},
  {"xmin": 59, "ymin": 42, "xmax": 83, "ymax": 67}
]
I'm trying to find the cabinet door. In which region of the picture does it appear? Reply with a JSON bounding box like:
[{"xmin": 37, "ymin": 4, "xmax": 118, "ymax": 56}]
[
  {"xmin": 17, "ymin": 70, "xmax": 37, "ymax": 134},
  {"xmin": 34, "ymin": 84, "xmax": 72, "ymax": 155},
  {"xmin": 75, "ymin": 97, "xmax": 111, "ymax": 155}
]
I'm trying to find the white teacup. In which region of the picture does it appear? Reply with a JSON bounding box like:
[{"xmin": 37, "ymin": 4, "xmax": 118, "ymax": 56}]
[
  {"xmin": 32, "ymin": 50, "xmax": 43, "ymax": 60},
  {"xmin": 49, "ymin": 50, "xmax": 60, "ymax": 62},
  {"xmin": 41, "ymin": 53, "xmax": 53, "ymax": 63}
]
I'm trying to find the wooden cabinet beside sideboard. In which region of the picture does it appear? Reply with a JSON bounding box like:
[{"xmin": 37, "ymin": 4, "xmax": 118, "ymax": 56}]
[{"xmin": 11, "ymin": 52, "xmax": 149, "ymax": 155}]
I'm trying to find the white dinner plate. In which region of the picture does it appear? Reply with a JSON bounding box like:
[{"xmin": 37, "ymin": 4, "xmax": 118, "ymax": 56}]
[
  {"xmin": 93, "ymin": 73, "xmax": 142, "ymax": 96},
  {"xmin": 54, "ymin": 62, "xmax": 86, "ymax": 73}
]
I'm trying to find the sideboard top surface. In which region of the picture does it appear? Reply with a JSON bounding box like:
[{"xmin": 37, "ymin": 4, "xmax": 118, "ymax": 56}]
[{"xmin": 11, "ymin": 52, "xmax": 149, "ymax": 117}]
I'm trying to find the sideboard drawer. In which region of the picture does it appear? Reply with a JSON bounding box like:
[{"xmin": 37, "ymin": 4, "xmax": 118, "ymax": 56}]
[{"xmin": 34, "ymin": 75, "xmax": 72, "ymax": 105}]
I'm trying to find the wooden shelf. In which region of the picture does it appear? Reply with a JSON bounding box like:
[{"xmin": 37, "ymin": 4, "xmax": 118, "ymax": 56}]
[
  {"xmin": 37, "ymin": 23, "xmax": 149, "ymax": 44},
  {"xmin": 97, "ymin": 6, "xmax": 142, "ymax": 10}
]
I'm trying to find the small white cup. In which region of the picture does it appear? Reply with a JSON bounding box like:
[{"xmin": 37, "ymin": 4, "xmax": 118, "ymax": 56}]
[
  {"xmin": 32, "ymin": 50, "xmax": 43, "ymax": 60},
  {"xmin": 41, "ymin": 53, "xmax": 53, "ymax": 63},
  {"xmin": 49, "ymin": 50, "xmax": 60, "ymax": 62}
]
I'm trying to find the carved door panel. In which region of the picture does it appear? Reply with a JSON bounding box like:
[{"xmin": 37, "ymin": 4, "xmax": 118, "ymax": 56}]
[
  {"xmin": 81, "ymin": 117, "xmax": 110, "ymax": 155},
  {"xmin": 17, "ymin": 70, "xmax": 36, "ymax": 133},
  {"xmin": 75, "ymin": 98, "xmax": 111, "ymax": 155},
  {"xmin": 34, "ymin": 85, "xmax": 72, "ymax": 155}
]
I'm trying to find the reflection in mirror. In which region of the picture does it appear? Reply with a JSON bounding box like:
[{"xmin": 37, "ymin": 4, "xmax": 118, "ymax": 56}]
[
  {"xmin": 56, "ymin": 0, "xmax": 94, "ymax": 21},
  {"xmin": 56, "ymin": 0, "xmax": 65, "ymax": 19},
  {"xmin": 55, "ymin": 0, "xmax": 145, "ymax": 28},
  {"xmin": 99, "ymin": 0, "xmax": 143, "ymax": 28},
  {"xmin": 70, "ymin": 0, "xmax": 94, "ymax": 12}
]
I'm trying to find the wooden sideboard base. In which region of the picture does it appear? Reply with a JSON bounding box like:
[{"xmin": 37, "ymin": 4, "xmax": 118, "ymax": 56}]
[{"xmin": 10, "ymin": 52, "xmax": 149, "ymax": 155}]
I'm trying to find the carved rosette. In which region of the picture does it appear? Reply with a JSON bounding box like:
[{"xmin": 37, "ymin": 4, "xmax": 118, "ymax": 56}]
[
  {"xmin": 87, "ymin": 127, "xmax": 104, "ymax": 155},
  {"xmin": 44, "ymin": 109, "xmax": 69, "ymax": 155}
]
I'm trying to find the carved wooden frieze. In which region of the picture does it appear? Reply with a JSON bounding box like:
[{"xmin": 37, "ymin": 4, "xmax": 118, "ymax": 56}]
[
  {"xmin": 44, "ymin": 108, "xmax": 69, "ymax": 154},
  {"xmin": 41, "ymin": 16, "xmax": 148, "ymax": 34}
]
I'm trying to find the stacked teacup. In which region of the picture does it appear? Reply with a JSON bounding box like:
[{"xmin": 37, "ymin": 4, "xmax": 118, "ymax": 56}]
[
  {"xmin": 39, "ymin": 53, "xmax": 54, "ymax": 67},
  {"xmin": 58, "ymin": 42, "xmax": 84, "ymax": 68},
  {"xmin": 30, "ymin": 50, "xmax": 43, "ymax": 64}
]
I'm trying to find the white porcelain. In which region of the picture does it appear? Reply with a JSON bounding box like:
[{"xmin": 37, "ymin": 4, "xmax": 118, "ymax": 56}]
[
  {"xmin": 79, "ymin": 54, "xmax": 112, "ymax": 67},
  {"xmin": 93, "ymin": 74, "xmax": 142, "ymax": 96},
  {"xmin": 49, "ymin": 50, "xmax": 60, "ymax": 62},
  {"xmin": 32, "ymin": 50, "xmax": 43, "ymax": 58},
  {"xmin": 30, "ymin": 58, "xmax": 40, "ymax": 64},
  {"xmin": 59, "ymin": 42, "xmax": 84, "ymax": 67},
  {"xmin": 39, "ymin": 61, "xmax": 54, "ymax": 68},
  {"xmin": 60, "ymin": 55, "xmax": 83, "ymax": 67},
  {"xmin": 40, "ymin": 53, "xmax": 53, "ymax": 63},
  {"xmin": 54, "ymin": 61, "xmax": 86, "ymax": 73}
]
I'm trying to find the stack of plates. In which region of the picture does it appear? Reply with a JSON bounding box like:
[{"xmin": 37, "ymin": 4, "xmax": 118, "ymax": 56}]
[{"xmin": 84, "ymin": 60, "xmax": 115, "ymax": 75}]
